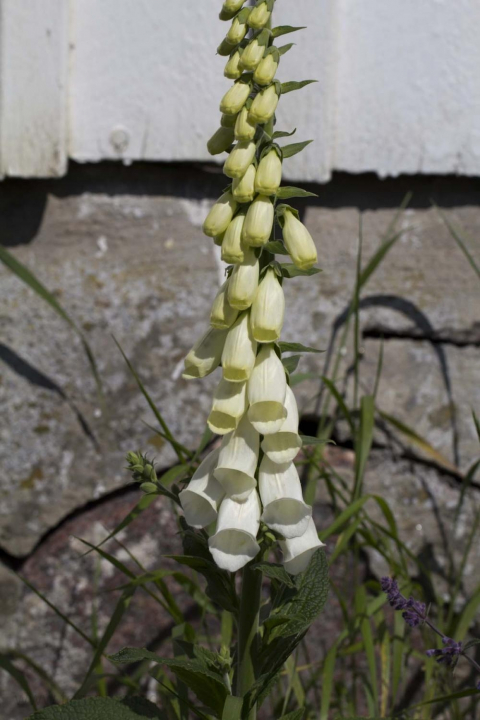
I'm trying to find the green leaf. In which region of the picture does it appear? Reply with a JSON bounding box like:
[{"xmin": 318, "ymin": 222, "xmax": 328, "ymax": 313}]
[
  {"xmin": 282, "ymin": 355, "xmax": 301, "ymax": 374},
  {"xmin": 252, "ymin": 561, "xmax": 295, "ymax": 588},
  {"xmin": 279, "ymin": 549, "xmax": 330, "ymax": 637},
  {"xmin": 321, "ymin": 376, "xmax": 355, "ymax": 434},
  {"xmin": 27, "ymin": 697, "xmax": 167, "ymax": 719},
  {"xmin": 454, "ymin": 582, "xmax": 480, "ymax": 640},
  {"xmin": 436, "ymin": 205, "xmax": 480, "ymax": 281},
  {"xmin": 319, "ymin": 643, "xmax": 338, "ymax": 720},
  {"xmin": 167, "ymin": 554, "xmax": 238, "ymax": 613},
  {"xmin": 356, "ymin": 587, "xmax": 378, "ymax": 710},
  {"xmin": 281, "ymin": 139, "xmax": 314, "ymax": 159},
  {"xmin": 281, "ymin": 80, "xmax": 317, "ymax": 95},
  {"xmin": 0, "ymin": 653, "xmax": 37, "ymax": 711},
  {"xmin": 222, "ymin": 696, "xmax": 244, "ymax": 719},
  {"xmin": 280, "ymin": 710, "xmax": 305, "ymax": 720},
  {"xmin": 3, "ymin": 650, "xmax": 67, "ymax": 704},
  {"xmin": 299, "ymin": 435, "xmax": 328, "ymax": 447},
  {"xmin": 271, "ymin": 26, "xmax": 306, "ymax": 39},
  {"xmin": 353, "ymin": 395, "xmax": 375, "ymax": 498},
  {"xmin": 113, "ymin": 337, "xmax": 185, "ymax": 463},
  {"xmin": 276, "ymin": 186, "xmax": 318, "ymax": 200},
  {"xmin": 280, "ymin": 263, "xmax": 321, "ymax": 278},
  {"xmin": 0, "ymin": 244, "xmax": 103, "ymax": 399},
  {"xmin": 277, "ymin": 43, "xmax": 295, "ymax": 56},
  {"xmin": 272, "ymin": 129, "xmax": 297, "ymax": 140},
  {"xmin": 359, "ymin": 229, "xmax": 405, "ymax": 290},
  {"xmin": 263, "ymin": 240, "xmax": 289, "ymax": 255},
  {"xmin": 110, "ymin": 648, "xmax": 228, "ymax": 716},
  {"xmin": 279, "ymin": 342, "xmax": 322, "ymax": 354}
]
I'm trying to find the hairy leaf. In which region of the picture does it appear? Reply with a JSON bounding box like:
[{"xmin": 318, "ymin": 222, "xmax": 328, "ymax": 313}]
[
  {"xmin": 252, "ymin": 561, "xmax": 295, "ymax": 588},
  {"xmin": 278, "ymin": 549, "xmax": 330, "ymax": 637}
]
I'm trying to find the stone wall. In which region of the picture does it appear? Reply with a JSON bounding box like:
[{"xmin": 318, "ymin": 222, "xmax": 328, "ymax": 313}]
[{"xmin": 1, "ymin": 163, "xmax": 479, "ymax": 716}]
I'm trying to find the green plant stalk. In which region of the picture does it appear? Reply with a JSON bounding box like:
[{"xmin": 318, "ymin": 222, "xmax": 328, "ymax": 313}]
[{"xmin": 236, "ymin": 562, "xmax": 263, "ymax": 718}]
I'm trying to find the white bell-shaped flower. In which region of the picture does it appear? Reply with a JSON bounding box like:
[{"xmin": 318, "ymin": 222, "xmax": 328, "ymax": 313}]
[
  {"xmin": 179, "ymin": 448, "xmax": 224, "ymax": 529},
  {"xmin": 248, "ymin": 1, "xmax": 271, "ymax": 29},
  {"xmin": 222, "ymin": 311, "xmax": 257, "ymax": 383},
  {"xmin": 226, "ymin": 12, "xmax": 250, "ymax": 45},
  {"xmin": 255, "ymin": 149, "xmax": 282, "ymax": 196},
  {"xmin": 254, "ymin": 53, "xmax": 278, "ymax": 86},
  {"xmin": 232, "ymin": 164, "xmax": 256, "ymax": 204},
  {"xmin": 248, "ymin": 84, "xmax": 279, "ymax": 125},
  {"xmin": 214, "ymin": 415, "xmax": 259, "ymax": 500},
  {"xmin": 242, "ymin": 195, "xmax": 274, "ymax": 247},
  {"xmin": 239, "ymin": 37, "xmax": 265, "ymax": 71},
  {"xmin": 224, "ymin": 51, "xmax": 242, "ymax": 80},
  {"xmin": 210, "ymin": 280, "xmax": 239, "ymax": 330},
  {"xmin": 259, "ymin": 456, "xmax": 311, "ymax": 539},
  {"xmin": 250, "ymin": 268, "xmax": 285, "ymax": 343},
  {"xmin": 282, "ymin": 210, "xmax": 318, "ymax": 270},
  {"xmin": 261, "ymin": 385, "xmax": 303, "ymax": 464},
  {"xmin": 224, "ymin": 140, "xmax": 257, "ymax": 180},
  {"xmin": 208, "ymin": 378, "xmax": 247, "ymax": 435},
  {"xmin": 234, "ymin": 106, "xmax": 257, "ymax": 142},
  {"xmin": 222, "ymin": 212, "xmax": 247, "ymax": 264},
  {"xmin": 227, "ymin": 246, "xmax": 259, "ymax": 310},
  {"xmin": 247, "ymin": 344, "xmax": 287, "ymax": 435},
  {"xmin": 182, "ymin": 328, "xmax": 228, "ymax": 379},
  {"xmin": 280, "ymin": 518, "xmax": 325, "ymax": 576},
  {"xmin": 203, "ymin": 192, "xmax": 238, "ymax": 237},
  {"xmin": 220, "ymin": 80, "xmax": 251, "ymax": 116},
  {"xmin": 208, "ymin": 491, "xmax": 261, "ymax": 572}
]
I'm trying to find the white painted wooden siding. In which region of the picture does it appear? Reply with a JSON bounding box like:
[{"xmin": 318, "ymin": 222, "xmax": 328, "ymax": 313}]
[{"xmin": 1, "ymin": 0, "xmax": 480, "ymax": 181}]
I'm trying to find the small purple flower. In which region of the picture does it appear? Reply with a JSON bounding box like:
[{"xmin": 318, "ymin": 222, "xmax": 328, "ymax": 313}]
[
  {"xmin": 426, "ymin": 637, "xmax": 462, "ymax": 666},
  {"xmin": 380, "ymin": 577, "xmax": 426, "ymax": 623}
]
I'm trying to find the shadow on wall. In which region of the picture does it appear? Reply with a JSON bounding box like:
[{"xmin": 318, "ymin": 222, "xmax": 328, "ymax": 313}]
[{"xmin": 1, "ymin": 161, "xmax": 480, "ymax": 247}]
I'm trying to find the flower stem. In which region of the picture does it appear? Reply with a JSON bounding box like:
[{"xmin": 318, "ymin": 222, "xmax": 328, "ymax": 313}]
[{"xmin": 237, "ymin": 561, "xmax": 263, "ymax": 718}]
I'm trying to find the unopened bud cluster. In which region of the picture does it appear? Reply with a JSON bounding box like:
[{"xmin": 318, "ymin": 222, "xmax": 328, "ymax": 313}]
[{"xmin": 180, "ymin": 0, "xmax": 323, "ymax": 575}]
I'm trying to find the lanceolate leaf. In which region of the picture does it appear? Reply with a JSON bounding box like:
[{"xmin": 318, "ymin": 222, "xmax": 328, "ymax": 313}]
[
  {"xmin": 263, "ymin": 240, "xmax": 289, "ymax": 255},
  {"xmin": 276, "ymin": 186, "xmax": 318, "ymax": 200},
  {"xmin": 28, "ymin": 697, "xmax": 167, "ymax": 719},
  {"xmin": 280, "ymin": 263, "xmax": 322, "ymax": 278},
  {"xmin": 281, "ymin": 139, "xmax": 314, "ymax": 159},
  {"xmin": 110, "ymin": 648, "xmax": 228, "ymax": 716},
  {"xmin": 281, "ymin": 80, "xmax": 318, "ymax": 95},
  {"xmin": 282, "ymin": 355, "xmax": 301, "ymax": 374},
  {"xmin": 299, "ymin": 435, "xmax": 329, "ymax": 447},
  {"xmin": 279, "ymin": 342, "xmax": 322, "ymax": 354},
  {"xmin": 252, "ymin": 562, "xmax": 295, "ymax": 588},
  {"xmin": 272, "ymin": 26, "xmax": 306, "ymax": 39},
  {"xmin": 277, "ymin": 43, "xmax": 295, "ymax": 56},
  {"xmin": 272, "ymin": 129, "xmax": 297, "ymax": 140}
]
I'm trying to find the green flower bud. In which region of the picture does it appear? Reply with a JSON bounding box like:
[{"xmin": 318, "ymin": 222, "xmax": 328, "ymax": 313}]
[
  {"xmin": 221, "ymin": 112, "xmax": 238, "ymax": 128},
  {"xmin": 223, "ymin": 140, "xmax": 256, "ymax": 179},
  {"xmin": 234, "ymin": 106, "xmax": 257, "ymax": 141},
  {"xmin": 282, "ymin": 210, "xmax": 318, "ymax": 270},
  {"xmin": 210, "ymin": 280, "xmax": 240, "ymax": 329},
  {"xmin": 250, "ymin": 268, "xmax": 285, "ymax": 342},
  {"xmin": 217, "ymin": 38, "xmax": 236, "ymax": 56},
  {"xmin": 227, "ymin": 12, "xmax": 250, "ymax": 45},
  {"xmin": 222, "ymin": 0, "xmax": 247, "ymax": 14},
  {"xmin": 207, "ymin": 127, "xmax": 235, "ymax": 156},
  {"xmin": 242, "ymin": 195, "xmax": 274, "ymax": 247},
  {"xmin": 203, "ymin": 192, "xmax": 238, "ymax": 237},
  {"xmin": 232, "ymin": 164, "xmax": 256, "ymax": 204},
  {"xmin": 222, "ymin": 212, "xmax": 247, "ymax": 263},
  {"xmin": 140, "ymin": 482, "xmax": 158, "ymax": 494},
  {"xmin": 255, "ymin": 148, "xmax": 282, "ymax": 195},
  {"xmin": 227, "ymin": 246, "xmax": 260, "ymax": 310},
  {"xmin": 224, "ymin": 50, "xmax": 243, "ymax": 80},
  {"xmin": 248, "ymin": 84, "xmax": 279, "ymax": 124},
  {"xmin": 239, "ymin": 38, "xmax": 265, "ymax": 71},
  {"xmin": 248, "ymin": 1, "xmax": 271, "ymax": 29},
  {"xmin": 220, "ymin": 80, "xmax": 252, "ymax": 115},
  {"xmin": 253, "ymin": 53, "xmax": 278, "ymax": 86}
]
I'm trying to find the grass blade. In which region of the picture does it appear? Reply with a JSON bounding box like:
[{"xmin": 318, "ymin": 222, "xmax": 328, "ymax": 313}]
[
  {"xmin": 113, "ymin": 337, "xmax": 185, "ymax": 463},
  {"xmin": 435, "ymin": 205, "xmax": 480, "ymax": 281},
  {"xmin": 74, "ymin": 586, "xmax": 136, "ymax": 699},
  {"xmin": 0, "ymin": 244, "xmax": 103, "ymax": 399},
  {"xmin": 353, "ymin": 395, "xmax": 375, "ymax": 499},
  {"xmin": 0, "ymin": 653, "xmax": 37, "ymax": 711}
]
